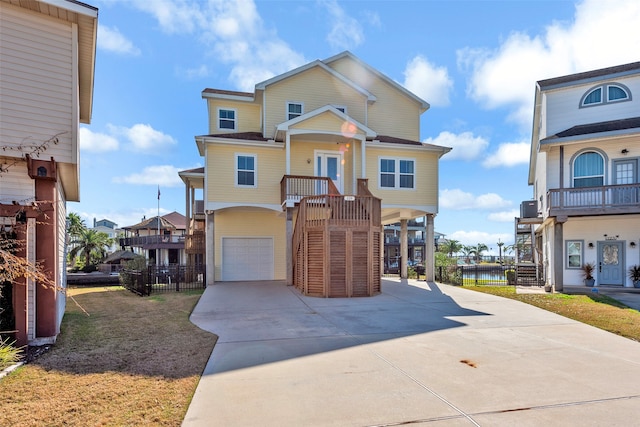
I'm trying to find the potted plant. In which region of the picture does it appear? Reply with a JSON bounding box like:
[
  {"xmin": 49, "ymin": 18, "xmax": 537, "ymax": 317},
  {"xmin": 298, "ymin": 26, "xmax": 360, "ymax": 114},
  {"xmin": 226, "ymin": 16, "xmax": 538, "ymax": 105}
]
[
  {"xmin": 628, "ymin": 265, "xmax": 640, "ymax": 288},
  {"xmin": 581, "ymin": 262, "xmax": 596, "ymax": 287}
]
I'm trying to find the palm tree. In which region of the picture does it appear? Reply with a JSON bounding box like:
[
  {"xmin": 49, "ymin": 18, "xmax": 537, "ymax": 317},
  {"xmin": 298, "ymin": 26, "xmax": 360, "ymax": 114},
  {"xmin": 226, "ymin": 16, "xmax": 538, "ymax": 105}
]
[
  {"xmin": 69, "ymin": 229, "xmax": 113, "ymax": 269},
  {"xmin": 473, "ymin": 243, "xmax": 489, "ymax": 263},
  {"xmin": 460, "ymin": 245, "xmax": 475, "ymax": 264},
  {"xmin": 67, "ymin": 212, "xmax": 86, "ymax": 238},
  {"xmin": 439, "ymin": 239, "xmax": 462, "ymax": 258}
]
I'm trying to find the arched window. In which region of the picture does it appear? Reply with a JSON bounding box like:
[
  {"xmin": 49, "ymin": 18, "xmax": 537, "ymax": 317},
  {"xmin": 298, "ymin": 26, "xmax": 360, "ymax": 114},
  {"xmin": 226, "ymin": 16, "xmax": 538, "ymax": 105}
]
[
  {"xmin": 580, "ymin": 82, "xmax": 631, "ymax": 107},
  {"xmin": 582, "ymin": 87, "xmax": 602, "ymax": 105},
  {"xmin": 573, "ymin": 151, "xmax": 604, "ymax": 188},
  {"xmin": 608, "ymin": 84, "xmax": 629, "ymax": 101}
]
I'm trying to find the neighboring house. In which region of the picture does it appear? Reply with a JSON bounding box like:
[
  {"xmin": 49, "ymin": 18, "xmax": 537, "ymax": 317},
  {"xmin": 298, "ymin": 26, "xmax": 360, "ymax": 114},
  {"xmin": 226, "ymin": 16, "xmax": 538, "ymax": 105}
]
[
  {"xmin": 518, "ymin": 61, "xmax": 640, "ymax": 291},
  {"xmin": 91, "ymin": 218, "xmax": 120, "ymax": 253},
  {"xmin": 181, "ymin": 51, "xmax": 450, "ymax": 296},
  {"xmin": 119, "ymin": 212, "xmax": 187, "ymax": 266},
  {"xmin": 0, "ymin": 0, "xmax": 98, "ymax": 346},
  {"xmin": 383, "ymin": 219, "xmax": 432, "ymax": 272}
]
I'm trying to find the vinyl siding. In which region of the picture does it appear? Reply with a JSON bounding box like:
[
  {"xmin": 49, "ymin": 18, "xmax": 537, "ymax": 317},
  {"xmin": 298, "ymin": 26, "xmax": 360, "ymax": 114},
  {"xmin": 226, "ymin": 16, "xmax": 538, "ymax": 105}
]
[
  {"xmin": 365, "ymin": 146, "xmax": 439, "ymax": 207},
  {"xmin": 0, "ymin": 3, "xmax": 76, "ymax": 163},
  {"xmin": 213, "ymin": 209, "xmax": 286, "ymax": 281},
  {"xmin": 289, "ymin": 140, "xmax": 356, "ymax": 195},
  {"xmin": 326, "ymin": 56, "xmax": 421, "ymax": 140},
  {"xmin": 0, "ymin": 159, "xmax": 35, "ymax": 201},
  {"xmin": 263, "ymin": 67, "xmax": 367, "ymax": 139},
  {"xmin": 206, "ymin": 144, "xmax": 284, "ymax": 205},
  {"xmin": 206, "ymin": 99, "xmax": 261, "ymax": 134},
  {"xmin": 544, "ymin": 75, "xmax": 640, "ymax": 137}
]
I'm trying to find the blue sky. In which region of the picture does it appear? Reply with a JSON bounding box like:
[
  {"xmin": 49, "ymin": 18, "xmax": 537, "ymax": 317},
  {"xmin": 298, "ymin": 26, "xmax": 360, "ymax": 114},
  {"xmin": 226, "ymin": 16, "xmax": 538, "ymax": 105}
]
[{"xmin": 71, "ymin": 0, "xmax": 640, "ymax": 254}]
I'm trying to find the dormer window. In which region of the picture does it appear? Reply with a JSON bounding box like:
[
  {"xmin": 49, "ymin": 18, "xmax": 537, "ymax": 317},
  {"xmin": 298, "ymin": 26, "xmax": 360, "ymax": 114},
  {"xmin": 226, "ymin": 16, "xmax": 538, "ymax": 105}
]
[
  {"xmin": 580, "ymin": 83, "xmax": 631, "ymax": 107},
  {"xmin": 218, "ymin": 108, "xmax": 236, "ymax": 131}
]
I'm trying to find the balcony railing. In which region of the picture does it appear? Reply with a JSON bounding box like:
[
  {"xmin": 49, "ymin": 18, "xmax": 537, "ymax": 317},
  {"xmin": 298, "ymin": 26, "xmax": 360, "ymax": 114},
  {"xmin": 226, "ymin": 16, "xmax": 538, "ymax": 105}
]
[
  {"xmin": 120, "ymin": 235, "xmax": 185, "ymax": 248},
  {"xmin": 548, "ymin": 183, "xmax": 640, "ymax": 216},
  {"xmin": 280, "ymin": 175, "xmax": 341, "ymax": 207}
]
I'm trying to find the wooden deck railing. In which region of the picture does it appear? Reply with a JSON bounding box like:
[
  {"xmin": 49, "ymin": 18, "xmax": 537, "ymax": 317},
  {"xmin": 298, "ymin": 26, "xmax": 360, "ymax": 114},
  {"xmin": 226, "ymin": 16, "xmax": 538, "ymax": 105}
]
[
  {"xmin": 120, "ymin": 235, "xmax": 185, "ymax": 247},
  {"xmin": 548, "ymin": 183, "xmax": 640, "ymax": 216},
  {"xmin": 280, "ymin": 175, "xmax": 341, "ymax": 206}
]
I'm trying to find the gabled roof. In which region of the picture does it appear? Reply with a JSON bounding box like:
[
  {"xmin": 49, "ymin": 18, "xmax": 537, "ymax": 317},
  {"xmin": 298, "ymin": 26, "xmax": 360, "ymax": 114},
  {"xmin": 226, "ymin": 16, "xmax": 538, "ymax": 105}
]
[
  {"xmin": 255, "ymin": 57, "xmax": 376, "ymax": 103},
  {"xmin": 323, "ymin": 51, "xmax": 430, "ymax": 112},
  {"xmin": 276, "ymin": 105, "xmax": 376, "ymax": 139},
  {"xmin": 201, "ymin": 88, "xmax": 255, "ymax": 101}
]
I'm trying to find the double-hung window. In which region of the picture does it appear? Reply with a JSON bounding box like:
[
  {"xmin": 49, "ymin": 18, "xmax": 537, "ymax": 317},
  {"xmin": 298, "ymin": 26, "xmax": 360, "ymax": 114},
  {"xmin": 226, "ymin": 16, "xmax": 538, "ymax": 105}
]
[
  {"xmin": 218, "ymin": 108, "xmax": 236, "ymax": 130},
  {"xmin": 236, "ymin": 154, "xmax": 256, "ymax": 187},
  {"xmin": 379, "ymin": 158, "xmax": 415, "ymax": 189},
  {"xmin": 287, "ymin": 102, "xmax": 303, "ymax": 120}
]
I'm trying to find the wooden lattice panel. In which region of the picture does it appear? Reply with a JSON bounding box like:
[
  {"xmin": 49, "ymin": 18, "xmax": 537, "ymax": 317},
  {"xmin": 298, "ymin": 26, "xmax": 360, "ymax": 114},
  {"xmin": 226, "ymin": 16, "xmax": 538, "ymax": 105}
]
[
  {"xmin": 329, "ymin": 231, "xmax": 347, "ymax": 297},
  {"xmin": 352, "ymin": 231, "xmax": 369, "ymax": 296},
  {"xmin": 306, "ymin": 230, "xmax": 325, "ymax": 296}
]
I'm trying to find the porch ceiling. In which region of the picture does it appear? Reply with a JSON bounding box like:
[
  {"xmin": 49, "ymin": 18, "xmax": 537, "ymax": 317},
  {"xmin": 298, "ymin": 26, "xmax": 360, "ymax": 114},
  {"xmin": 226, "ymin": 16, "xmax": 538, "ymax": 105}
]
[{"xmin": 381, "ymin": 207, "xmax": 429, "ymax": 225}]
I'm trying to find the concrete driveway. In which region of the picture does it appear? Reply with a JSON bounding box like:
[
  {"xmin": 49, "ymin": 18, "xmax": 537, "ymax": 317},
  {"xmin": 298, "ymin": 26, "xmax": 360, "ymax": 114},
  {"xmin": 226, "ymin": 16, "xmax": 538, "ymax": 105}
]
[{"xmin": 183, "ymin": 279, "xmax": 640, "ymax": 426}]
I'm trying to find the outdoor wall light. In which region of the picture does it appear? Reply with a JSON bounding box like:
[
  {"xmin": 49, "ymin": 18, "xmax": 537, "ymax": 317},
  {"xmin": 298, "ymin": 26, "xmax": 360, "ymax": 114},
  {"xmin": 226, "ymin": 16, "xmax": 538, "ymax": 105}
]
[
  {"xmin": 621, "ymin": 148, "xmax": 629, "ymax": 154},
  {"xmin": 588, "ymin": 242, "xmax": 594, "ymax": 249},
  {"xmin": 631, "ymin": 241, "xmax": 637, "ymax": 248}
]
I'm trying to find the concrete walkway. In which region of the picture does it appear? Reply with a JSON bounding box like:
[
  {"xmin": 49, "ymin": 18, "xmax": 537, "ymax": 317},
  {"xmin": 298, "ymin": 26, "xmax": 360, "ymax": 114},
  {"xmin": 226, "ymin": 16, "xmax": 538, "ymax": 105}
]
[{"xmin": 183, "ymin": 279, "xmax": 640, "ymax": 426}]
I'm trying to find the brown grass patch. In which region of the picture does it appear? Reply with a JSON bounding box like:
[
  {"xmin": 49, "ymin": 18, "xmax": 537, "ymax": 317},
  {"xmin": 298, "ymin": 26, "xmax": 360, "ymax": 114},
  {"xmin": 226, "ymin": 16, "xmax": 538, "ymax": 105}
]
[
  {"xmin": 0, "ymin": 286, "xmax": 216, "ymax": 426},
  {"xmin": 465, "ymin": 285, "xmax": 640, "ymax": 342}
]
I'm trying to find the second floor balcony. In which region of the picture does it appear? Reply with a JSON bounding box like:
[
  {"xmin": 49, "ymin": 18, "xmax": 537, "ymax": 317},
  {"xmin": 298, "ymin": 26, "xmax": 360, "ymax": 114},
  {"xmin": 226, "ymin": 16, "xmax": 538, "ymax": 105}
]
[
  {"xmin": 120, "ymin": 234, "xmax": 185, "ymax": 249},
  {"xmin": 547, "ymin": 183, "xmax": 640, "ymax": 217}
]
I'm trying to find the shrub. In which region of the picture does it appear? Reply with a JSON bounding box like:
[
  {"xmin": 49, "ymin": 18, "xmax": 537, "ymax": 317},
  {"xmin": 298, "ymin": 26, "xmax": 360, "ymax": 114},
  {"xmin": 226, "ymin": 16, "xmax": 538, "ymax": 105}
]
[{"xmin": 0, "ymin": 337, "xmax": 21, "ymax": 370}]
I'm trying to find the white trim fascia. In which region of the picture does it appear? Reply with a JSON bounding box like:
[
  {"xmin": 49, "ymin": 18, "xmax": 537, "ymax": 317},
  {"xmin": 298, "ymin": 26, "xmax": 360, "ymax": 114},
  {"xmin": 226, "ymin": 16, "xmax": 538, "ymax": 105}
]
[
  {"xmin": 206, "ymin": 201, "xmax": 282, "ymax": 213},
  {"xmin": 368, "ymin": 140, "xmax": 450, "ymax": 154},
  {"xmin": 195, "ymin": 136, "xmax": 283, "ymax": 150},
  {"xmin": 255, "ymin": 60, "xmax": 376, "ymax": 102},
  {"xmin": 201, "ymin": 91, "xmax": 255, "ymax": 102},
  {"xmin": 42, "ymin": 0, "xmax": 98, "ymax": 17}
]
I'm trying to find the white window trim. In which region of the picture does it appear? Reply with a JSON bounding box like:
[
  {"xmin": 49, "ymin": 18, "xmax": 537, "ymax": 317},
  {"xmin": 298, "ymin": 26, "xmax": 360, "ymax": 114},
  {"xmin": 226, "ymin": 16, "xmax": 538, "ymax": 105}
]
[
  {"xmin": 286, "ymin": 101, "xmax": 304, "ymax": 120},
  {"xmin": 580, "ymin": 82, "xmax": 632, "ymax": 108},
  {"xmin": 235, "ymin": 153, "xmax": 257, "ymax": 188},
  {"xmin": 217, "ymin": 107, "xmax": 237, "ymax": 131},
  {"xmin": 378, "ymin": 156, "xmax": 416, "ymax": 190}
]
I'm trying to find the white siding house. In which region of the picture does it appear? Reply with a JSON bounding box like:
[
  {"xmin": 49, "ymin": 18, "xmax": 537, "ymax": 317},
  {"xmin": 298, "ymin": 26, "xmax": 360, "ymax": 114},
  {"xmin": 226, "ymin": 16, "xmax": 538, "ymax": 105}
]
[{"xmin": 520, "ymin": 62, "xmax": 640, "ymax": 291}]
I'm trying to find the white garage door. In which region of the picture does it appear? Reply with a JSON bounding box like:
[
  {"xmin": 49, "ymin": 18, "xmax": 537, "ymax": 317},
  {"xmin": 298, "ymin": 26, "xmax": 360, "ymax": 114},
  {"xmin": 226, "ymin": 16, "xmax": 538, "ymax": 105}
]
[{"xmin": 222, "ymin": 237, "xmax": 274, "ymax": 281}]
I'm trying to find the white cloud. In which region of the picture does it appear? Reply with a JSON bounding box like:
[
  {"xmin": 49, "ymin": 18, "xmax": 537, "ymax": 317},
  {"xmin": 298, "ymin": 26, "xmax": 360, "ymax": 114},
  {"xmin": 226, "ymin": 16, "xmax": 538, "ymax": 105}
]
[
  {"xmin": 79, "ymin": 127, "xmax": 119, "ymax": 152},
  {"xmin": 107, "ymin": 123, "xmax": 176, "ymax": 153},
  {"xmin": 129, "ymin": 0, "xmax": 306, "ymax": 91},
  {"xmin": 179, "ymin": 64, "xmax": 210, "ymax": 79},
  {"xmin": 97, "ymin": 25, "xmax": 141, "ymax": 56},
  {"xmin": 403, "ymin": 55, "xmax": 453, "ymax": 107},
  {"xmin": 440, "ymin": 189, "xmax": 511, "ymax": 210},
  {"xmin": 112, "ymin": 165, "xmax": 184, "ymax": 187},
  {"xmin": 424, "ymin": 131, "xmax": 488, "ymax": 161},
  {"xmin": 320, "ymin": 0, "xmax": 365, "ymax": 50},
  {"xmin": 487, "ymin": 209, "xmax": 520, "ymax": 222},
  {"xmin": 459, "ymin": 0, "xmax": 640, "ymax": 129},
  {"xmin": 482, "ymin": 141, "xmax": 530, "ymax": 168}
]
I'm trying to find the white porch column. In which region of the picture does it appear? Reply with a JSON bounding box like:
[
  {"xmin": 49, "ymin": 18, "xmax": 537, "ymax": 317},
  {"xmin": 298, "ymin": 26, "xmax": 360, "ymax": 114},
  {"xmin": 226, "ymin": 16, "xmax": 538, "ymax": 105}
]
[
  {"xmin": 400, "ymin": 219, "xmax": 408, "ymax": 279},
  {"xmin": 285, "ymin": 133, "xmax": 291, "ymax": 175},
  {"xmin": 425, "ymin": 214, "xmax": 435, "ymax": 282},
  {"xmin": 206, "ymin": 211, "xmax": 215, "ymax": 286}
]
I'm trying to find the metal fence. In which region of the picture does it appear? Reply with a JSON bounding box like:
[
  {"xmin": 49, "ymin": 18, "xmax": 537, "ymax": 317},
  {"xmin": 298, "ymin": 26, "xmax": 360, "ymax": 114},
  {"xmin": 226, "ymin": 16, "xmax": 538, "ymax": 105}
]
[
  {"xmin": 436, "ymin": 264, "xmax": 517, "ymax": 286},
  {"xmin": 121, "ymin": 265, "xmax": 206, "ymax": 296}
]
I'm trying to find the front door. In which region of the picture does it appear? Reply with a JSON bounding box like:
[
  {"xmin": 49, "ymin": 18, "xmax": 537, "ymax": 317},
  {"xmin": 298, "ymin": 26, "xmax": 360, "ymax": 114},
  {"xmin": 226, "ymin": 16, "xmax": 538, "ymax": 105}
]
[
  {"xmin": 315, "ymin": 151, "xmax": 343, "ymax": 193},
  {"xmin": 598, "ymin": 241, "xmax": 624, "ymax": 286}
]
